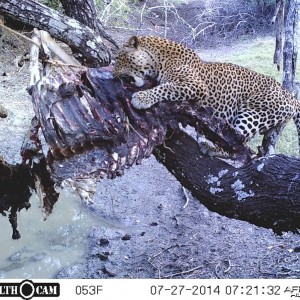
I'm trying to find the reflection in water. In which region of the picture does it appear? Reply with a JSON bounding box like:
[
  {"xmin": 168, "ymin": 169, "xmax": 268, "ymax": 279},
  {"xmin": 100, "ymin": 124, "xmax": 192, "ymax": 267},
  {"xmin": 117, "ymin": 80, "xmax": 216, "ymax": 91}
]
[{"xmin": 0, "ymin": 191, "xmax": 99, "ymax": 279}]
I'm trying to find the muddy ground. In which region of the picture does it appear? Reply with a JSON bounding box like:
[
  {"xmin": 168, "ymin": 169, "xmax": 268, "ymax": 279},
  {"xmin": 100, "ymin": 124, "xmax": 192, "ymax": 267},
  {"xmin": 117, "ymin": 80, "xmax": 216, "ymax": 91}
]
[{"xmin": 1, "ymin": 31, "xmax": 300, "ymax": 279}]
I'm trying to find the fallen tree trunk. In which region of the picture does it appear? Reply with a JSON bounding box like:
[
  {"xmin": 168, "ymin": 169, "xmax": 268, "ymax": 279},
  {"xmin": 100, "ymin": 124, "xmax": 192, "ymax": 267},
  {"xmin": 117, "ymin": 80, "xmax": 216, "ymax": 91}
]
[
  {"xmin": 28, "ymin": 67, "xmax": 300, "ymax": 235},
  {"xmin": 0, "ymin": 1, "xmax": 299, "ymax": 241},
  {"xmin": 154, "ymin": 130, "xmax": 300, "ymax": 235},
  {"xmin": 1, "ymin": 65, "xmax": 300, "ymax": 237},
  {"xmin": 30, "ymin": 68, "xmax": 251, "ymax": 178},
  {"xmin": 0, "ymin": 157, "xmax": 33, "ymax": 239},
  {"xmin": 1, "ymin": 31, "xmax": 300, "ymax": 238},
  {"xmin": 59, "ymin": 0, "xmax": 118, "ymax": 50},
  {"xmin": 0, "ymin": 0, "xmax": 111, "ymax": 66}
]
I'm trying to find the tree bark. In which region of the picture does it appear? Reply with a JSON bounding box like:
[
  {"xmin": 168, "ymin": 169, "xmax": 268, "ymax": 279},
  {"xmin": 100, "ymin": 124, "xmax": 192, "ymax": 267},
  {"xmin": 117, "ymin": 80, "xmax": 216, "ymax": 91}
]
[
  {"xmin": 59, "ymin": 0, "xmax": 118, "ymax": 50},
  {"xmin": 154, "ymin": 129, "xmax": 300, "ymax": 235},
  {"xmin": 273, "ymin": 0, "xmax": 284, "ymax": 70},
  {"xmin": 0, "ymin": 0, "xmax": 111, "ymax": 67},
  {"xmin": 282, "ymin": 0, "xmax": 300, "ymax": 92},
  {"xmin": 0, "ymin": 157, "xmax": 33, "ymax": 239}
]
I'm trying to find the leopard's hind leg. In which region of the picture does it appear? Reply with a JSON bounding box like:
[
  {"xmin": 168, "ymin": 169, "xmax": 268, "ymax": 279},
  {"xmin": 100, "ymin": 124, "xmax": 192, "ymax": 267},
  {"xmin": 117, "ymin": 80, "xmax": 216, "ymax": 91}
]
[
  {"xmin": 232, "ymin": 108, "xmax": 261, "ymax": 142},
  {"xmin": 233, "ymin": 107, "xmax": 290, "ymax": 155}
]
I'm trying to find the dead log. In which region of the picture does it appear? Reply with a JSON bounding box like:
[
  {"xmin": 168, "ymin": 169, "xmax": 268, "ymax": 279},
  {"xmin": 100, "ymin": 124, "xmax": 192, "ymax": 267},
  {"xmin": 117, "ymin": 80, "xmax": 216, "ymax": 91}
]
[
  {"xmin": 59, "ymin": 0, "xmax": 118, "ymax": 50},
  {"xmin": 2, "ymin": 64, "xmax": 300, "ymax": 237},
  {"xmin": 29, "ymin": 68, "xmax": 251, "ymax": 180},
  {"xmin": 0, "ymin": 0, "xmax": 111, "ymax": 66},
  {"xmin": 0, "ymin": 157, "xmax": 33, "ymax": 239},
  {"xmin": 154, "ymin": 130, "xmax": 300, "ymax": 235},
  {"xmin": 0, "ymin": 154, "xmax": 59, "ymax": 239},
  {"xmin": 1, "ymin": 27, "xmax": 300, "ymax": 238},
  {"xmin": 0, "ymin": 1, "xmax": 299, "ymax": 240},
  {"xmin": 0, "ymin": 117, "xmax": 59, "ymax": 240},
  {"xmin": 26, "ymin": 67, "xmax": 299, "ymax": 235}
]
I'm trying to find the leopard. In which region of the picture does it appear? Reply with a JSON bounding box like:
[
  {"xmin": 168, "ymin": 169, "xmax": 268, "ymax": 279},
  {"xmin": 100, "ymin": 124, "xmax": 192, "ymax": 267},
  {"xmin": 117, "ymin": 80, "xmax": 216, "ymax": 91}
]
[{"xmin": 113, "ymin": 35, "xmax": 300, "ymax": 154}]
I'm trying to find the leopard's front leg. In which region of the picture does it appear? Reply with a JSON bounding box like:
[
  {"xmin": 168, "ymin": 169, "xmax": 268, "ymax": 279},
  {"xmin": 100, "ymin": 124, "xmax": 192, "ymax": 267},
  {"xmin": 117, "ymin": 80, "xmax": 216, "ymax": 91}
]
[
  {"xmin": 131, "ymin": 90, "xmax": 158, "ymax": 109},
  {"xmin": 131, "ymin": 79, "xmax": 207, "ymax": 109}
]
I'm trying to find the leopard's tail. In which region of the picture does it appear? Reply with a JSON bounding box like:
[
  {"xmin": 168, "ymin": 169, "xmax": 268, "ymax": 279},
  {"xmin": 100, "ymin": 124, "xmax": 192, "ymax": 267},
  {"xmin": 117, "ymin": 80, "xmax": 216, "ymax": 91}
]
[{"xmin": 293, "ymin": 101, "xmax": 300, "ymax": 153}]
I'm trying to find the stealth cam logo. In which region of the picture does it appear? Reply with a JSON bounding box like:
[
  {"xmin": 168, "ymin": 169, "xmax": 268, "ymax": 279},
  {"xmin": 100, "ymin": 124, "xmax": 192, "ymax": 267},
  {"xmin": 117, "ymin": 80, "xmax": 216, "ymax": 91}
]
[{"xmin": 0, "ymin": 280, "xmax": 60, "ymax": 300}]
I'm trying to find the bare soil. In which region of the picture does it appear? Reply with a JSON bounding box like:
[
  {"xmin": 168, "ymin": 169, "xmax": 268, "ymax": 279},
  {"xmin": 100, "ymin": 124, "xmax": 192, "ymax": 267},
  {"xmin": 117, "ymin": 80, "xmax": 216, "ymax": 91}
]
[
  {"xmin": 57, "ymin": 157, "xmax": 300, "ymax": 279},
  {"xmin": 0, "ymin": 46, "xmax": 33, "ymax": 164},
  {"xmin": 1, "ymin": 31, "xmax": 300, "ymax": 279}
]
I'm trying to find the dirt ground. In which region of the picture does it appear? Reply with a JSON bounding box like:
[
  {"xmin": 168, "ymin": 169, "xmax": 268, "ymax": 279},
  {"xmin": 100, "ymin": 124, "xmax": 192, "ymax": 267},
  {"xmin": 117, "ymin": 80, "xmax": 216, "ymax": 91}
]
[
  {"xmin": 1, "ymin": 29, "xmax": 300, "ymax": 279},
  {"xmin": 57, "ymin": 157, "xmax": 300, "ymax": 279}
]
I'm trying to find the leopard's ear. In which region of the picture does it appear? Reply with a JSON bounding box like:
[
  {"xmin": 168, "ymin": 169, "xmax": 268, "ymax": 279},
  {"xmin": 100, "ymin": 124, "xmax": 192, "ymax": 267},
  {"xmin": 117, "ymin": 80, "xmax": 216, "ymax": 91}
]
[{"xmin": 125, "ymin": 36, "xmax": 140, "ymax": 49}]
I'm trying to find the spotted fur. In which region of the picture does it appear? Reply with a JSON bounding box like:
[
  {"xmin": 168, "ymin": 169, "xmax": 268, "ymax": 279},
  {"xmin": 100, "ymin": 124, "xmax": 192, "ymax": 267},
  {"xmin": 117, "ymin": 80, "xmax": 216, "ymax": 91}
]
[{"xmin": 113, "ymin": 35, "xmax": 300, "ymax": 150}]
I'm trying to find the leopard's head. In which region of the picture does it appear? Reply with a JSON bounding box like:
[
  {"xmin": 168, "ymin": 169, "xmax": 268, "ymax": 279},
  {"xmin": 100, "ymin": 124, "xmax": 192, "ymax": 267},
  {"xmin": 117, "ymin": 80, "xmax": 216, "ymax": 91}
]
[{"xmin": 113, "ymin": 36, "xmax": 155, "ymax": 87}]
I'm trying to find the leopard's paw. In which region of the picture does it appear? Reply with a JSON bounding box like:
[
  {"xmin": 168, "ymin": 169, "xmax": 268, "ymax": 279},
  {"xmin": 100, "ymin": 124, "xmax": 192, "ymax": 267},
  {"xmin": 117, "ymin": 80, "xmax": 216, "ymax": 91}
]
[{"xmin": 131, "ymin": 91, "xmax": 153, "ymax": 109}]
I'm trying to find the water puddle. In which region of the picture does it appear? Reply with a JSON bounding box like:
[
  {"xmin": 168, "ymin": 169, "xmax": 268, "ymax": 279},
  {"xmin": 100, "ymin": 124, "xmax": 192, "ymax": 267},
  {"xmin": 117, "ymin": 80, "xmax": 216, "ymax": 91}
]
[{"xmin": 0, "ymin": 190, "xmax": 102, "ymax": 279}]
